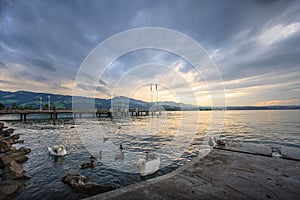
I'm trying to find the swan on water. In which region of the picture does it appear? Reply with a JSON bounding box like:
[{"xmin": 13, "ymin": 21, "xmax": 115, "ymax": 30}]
[
  {"xmin": 137, "ymin": 157, "xmax": 161, "ymax": 176},
  {"xmin": 48, "ymin": 145, "xmax": 67, "ymax": 156}
]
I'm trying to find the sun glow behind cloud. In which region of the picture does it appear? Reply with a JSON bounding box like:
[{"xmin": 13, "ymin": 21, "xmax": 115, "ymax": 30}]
[{"xmin": 0, "ymin": 0, "xmax": 299, "ymax": 106}]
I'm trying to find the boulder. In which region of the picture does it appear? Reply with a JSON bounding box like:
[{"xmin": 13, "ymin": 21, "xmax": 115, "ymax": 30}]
[
  {"xmin": 4, "ymin": 128, "xmax": 14, "ymax": 135},
  {"xmin": 15, "ymin": 140, "xmax": 24, "ymax": 144},
  {"xmin": 62, "ymin": 174, "xmax": 117, "ymax": 195},
  {"xmin": 18, "ymin": 147, "xmax": 31, "ymax": 154},
  {"xmin": 0, "ymin": 151, "xmax": 28, "ymax": 168},
  {"xmin": 2, "ymin": 161, "xmax": 25, "ymax": 180},
  {"xmin": 11, "ymin": 134, "xmax": 20, "ymax": 140},
  {"xmin": 0, "ymin": 128, "xmax": 14, "ymax": 137},
  {"xmin": 62, "ymin": 174, "xmax": 86, "ymax": 187},
  {"xmin": 0, "ymin": 180, "xmax": 22, "ymax": 199},
  {"xmin": 0, "ymin": 140, "xmax": 11, "ymax": 153},
  {"xmin": 2, "ymin": 137, "xmax": 14, "ymax": 145},
  {"xmin": 9, "ymin": 146, "xmax": 17, "ymax": 152}
]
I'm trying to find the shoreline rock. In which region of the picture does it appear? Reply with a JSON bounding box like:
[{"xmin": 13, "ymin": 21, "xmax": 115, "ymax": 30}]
[
  {"xmin": 0, "ymin": 180, "xmax": 23, "ymax": 199},
  {"xmin": 62, "ymin": 174, "xmax": 117, "ymax": 196},
  {"xmin": 0, "ymin": 123, "xmax": 31, "ymax": 199}
]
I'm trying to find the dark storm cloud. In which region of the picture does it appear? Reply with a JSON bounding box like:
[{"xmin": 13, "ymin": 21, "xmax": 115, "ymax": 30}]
[
  {"xmin": 0, "ymin": 0, "xmax": 299, "ymax": 104},
  {"xmin": 33, "ymin": 76, "xmax": 50, "ymax": 83},
  {"xmin": 50, "ymin": 82, "xmax": 70, "ymax": 91},
  {"xmin": 27, "ymin": 58, "xmax": 56, "ymax": 71},
  {"xmin": 0, "ymin": 61, "xmax": 6, "ymax": 68}
]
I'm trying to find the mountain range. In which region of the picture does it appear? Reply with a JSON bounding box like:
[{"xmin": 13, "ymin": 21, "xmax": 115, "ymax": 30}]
[
  {"xmin": 0, "ymin": 90, "xmax": 299, "ymax": 111},
  {"xmin": 0, "ymin": 90, "xmax": 198, "ymax": 110}
]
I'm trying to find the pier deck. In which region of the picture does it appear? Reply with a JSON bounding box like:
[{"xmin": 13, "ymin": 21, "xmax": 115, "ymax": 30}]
[
  {"xmin": 87, "ymin": 144, "xmax": 300, "ymax": 200},
  {"xmin": 0, "ymin": 108, "xmax": 153, "ymax": 121}
]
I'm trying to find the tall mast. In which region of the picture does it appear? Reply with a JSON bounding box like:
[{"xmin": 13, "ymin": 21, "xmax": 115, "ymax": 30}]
[
  {"xmin": 150, "ymin": 83, "xmax": 153, "ymax": 105},
  {"xmin": 156, "ymin": 84, "xmax": 158, "ymax": 105}
]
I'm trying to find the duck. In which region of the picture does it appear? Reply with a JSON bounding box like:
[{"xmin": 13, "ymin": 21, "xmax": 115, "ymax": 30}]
[
  {"xmin": 208, "ymin": 137, "xmax": 214, "ymax": 147},
  {"xmin": 271, "ymin": 146, "xmax": 282, "ymax": 158},
  {"xmin": 103, "ymin": 137, "xmax": 109, "ymax": 143},
  {"xmin": 119, "ymin": 144, "xmax": 124, "ymax": 151},
  {"xmin": 90, "ymin": 155, "xmax": 96, "ymax": 160},
  {"xmin": 145, "ymin": 152, "xmax": 157, "ymax": 160},
  {"xmin": 99, "ymin": 150, "xmax": 102, "ymax": 160},
  {"xmin": 80, "ymin": 160, "xmax": 95, "ymax": 169},
  {"xmin": 48, "ymin": 145, "xmax": 67, "ymax": 156},
  {"xmin": 114, "ymin": 152, "xmax": 125, "ymax": 160},
  {"xmin": 137, "ymin": 157, "xmax": 161, "ymax": 176},
  {"xmin": 214, "ymin": 137, "xmax": 226, "ymax": 146}
]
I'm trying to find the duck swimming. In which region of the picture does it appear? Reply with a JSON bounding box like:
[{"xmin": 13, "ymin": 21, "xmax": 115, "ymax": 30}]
[
  {"xmin": 103, "ymin": 137, "xmax": 109, "ymax": 143},
  {"xmin": 48, "ymin": 145, "xmax": 67, "ymax": 157},
  {"xmin": 214, "ymin": 137, "xmax": 225, "ymax": 146},
  {"xmin": 145, "ymin": 152, "xmax": 157, "ymax": 160},
  {"xmin": 114, "ymin": 152, "xmax": 125, "ymax": 160},
  {"xmin": 80, "ymin": 160, "xmax": 95, "ymax": 169},
  {"xmin": 208, "ymin": 137, "xmax": 214, "ymax": 147}
]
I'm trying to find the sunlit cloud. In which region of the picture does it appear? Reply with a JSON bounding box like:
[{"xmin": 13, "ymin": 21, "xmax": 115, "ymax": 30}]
[
  {"xmin": 255, "ymin": 99, "xmax": 300, "ymax": 106},
  {"xmin": 258, "ymin": 22, "xmax": 300, "ymax": 46},
  {"xmin": 0, "ymin": 0, "xmax": 299, "ymax": 106}
]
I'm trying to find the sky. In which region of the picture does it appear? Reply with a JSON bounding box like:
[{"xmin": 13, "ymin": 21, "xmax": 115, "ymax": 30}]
[{"xmin": 0, "ymin": 0, "xmax": 300, "ymax": 106}]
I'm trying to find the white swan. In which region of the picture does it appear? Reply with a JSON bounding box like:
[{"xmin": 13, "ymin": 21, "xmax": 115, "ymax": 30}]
[
  {"xmin": 48, "ymin": 145, "xmax": 67, "ymax": 156},
  {"xmin": 137, "ymin": 157, "xmax": 160, "ymax": 176}
]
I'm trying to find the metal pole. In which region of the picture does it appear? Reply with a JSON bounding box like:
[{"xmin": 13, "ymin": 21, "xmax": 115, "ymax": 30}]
[
  {"xmin": 150, "ymin": 83, "xmax": 152, "ymax": 105},
  {"xmin": 156, "ymin": 84, "xmax": 158, "ymax": 105},
  {"xmin": 48, "ymin": 95, "xmax": 50, "ymax": 111},
  {"xmin": 40, "ymin": 97, "xmax": 42, "ymax": 111}
]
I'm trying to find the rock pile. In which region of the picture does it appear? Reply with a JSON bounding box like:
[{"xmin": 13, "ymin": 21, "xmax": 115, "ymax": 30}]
[
  {"xmin": 62, "ymin": 174, "xmax": 117, "ymax": 196},
  {"xmin": 0, "ymin": 122, "xmax": 31, "ymax": 199}
]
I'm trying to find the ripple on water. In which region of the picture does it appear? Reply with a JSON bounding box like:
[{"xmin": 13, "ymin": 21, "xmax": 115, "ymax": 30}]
[{"xmin": 1, "ymin": 110, "xmax": 299, "ymax": 199}]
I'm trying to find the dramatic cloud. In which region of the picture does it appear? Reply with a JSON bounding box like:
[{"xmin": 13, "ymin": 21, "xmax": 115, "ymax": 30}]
[{"xmin": 0, "ymin": 0, "xmax": 299, "ymax": 105}]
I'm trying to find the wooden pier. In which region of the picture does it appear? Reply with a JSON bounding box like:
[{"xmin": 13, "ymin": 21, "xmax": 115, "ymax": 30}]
[
  {"xmin": 0, "ymin": 109, "xmax": 111, "ymax": 121},
  {"xmin": 0, "ymin": 108, "xmax": 156, "ymax": 121}
]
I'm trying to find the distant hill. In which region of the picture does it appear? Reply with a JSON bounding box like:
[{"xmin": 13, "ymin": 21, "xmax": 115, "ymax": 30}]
[
  {"xmin": 0, "ymin": 90, "xmax": 196, "ymax": 110},
  {"xmin": 1, "ymin": 90, "xmax": 299, "ymax": 111}
]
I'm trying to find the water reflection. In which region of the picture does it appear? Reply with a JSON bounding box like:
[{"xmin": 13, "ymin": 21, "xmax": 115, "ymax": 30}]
[{"xmin": 0, "ymin": 110, "xmax": 299, "ymax": 199}]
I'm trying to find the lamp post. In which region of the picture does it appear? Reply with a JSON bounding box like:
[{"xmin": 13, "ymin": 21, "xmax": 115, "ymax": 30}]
[
  {"xmin": 39, "ymin": 97, "xmax": 42, "ymax": 111},
  {"xmin": 48, "ymin": 95, "xmax": 51, "ymax": 111}
]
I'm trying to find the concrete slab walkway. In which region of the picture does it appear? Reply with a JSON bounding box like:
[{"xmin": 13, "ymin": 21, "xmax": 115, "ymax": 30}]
[{"xmin": 87, "ymin": 147, "xmax": 300, "ymax": 200}]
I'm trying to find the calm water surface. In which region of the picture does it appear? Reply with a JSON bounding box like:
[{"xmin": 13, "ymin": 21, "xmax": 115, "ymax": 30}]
[{"xmin": 1, "ymin": 110, "xmax": 299, "ymax": 199}]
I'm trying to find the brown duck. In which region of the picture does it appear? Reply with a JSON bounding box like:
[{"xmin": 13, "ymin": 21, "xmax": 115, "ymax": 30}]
[{"xmin": 80, "ymin": 160, "xmax": 95, "ymax": 169}]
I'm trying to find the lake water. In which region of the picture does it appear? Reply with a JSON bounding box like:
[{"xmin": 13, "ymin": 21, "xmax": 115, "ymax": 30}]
[{"xmin": 1, "ymin": 110, "xmax": 299, "ymax": 199}]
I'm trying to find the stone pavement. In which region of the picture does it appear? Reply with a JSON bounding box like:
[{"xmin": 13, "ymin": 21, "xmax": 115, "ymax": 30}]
[{"xmin": 87, "ymin": 146, "xmax": 300, "ymax": 200}]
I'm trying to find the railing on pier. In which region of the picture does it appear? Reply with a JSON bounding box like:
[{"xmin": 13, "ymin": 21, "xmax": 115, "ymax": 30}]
[{"xmin": 0, "ymin": 108, "xmax": 156, "ymax": 121}]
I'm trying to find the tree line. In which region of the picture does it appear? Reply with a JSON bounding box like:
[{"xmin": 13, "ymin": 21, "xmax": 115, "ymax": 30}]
[{"xmin": 0, "ymin": 102, "xmax": 53, "ymax": 110}]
